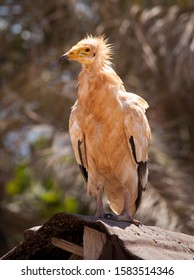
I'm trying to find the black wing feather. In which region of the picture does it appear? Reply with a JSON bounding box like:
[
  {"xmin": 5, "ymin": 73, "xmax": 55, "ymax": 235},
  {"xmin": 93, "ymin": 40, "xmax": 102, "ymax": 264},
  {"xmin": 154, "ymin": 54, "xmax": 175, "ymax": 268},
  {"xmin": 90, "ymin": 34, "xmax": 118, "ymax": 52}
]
[
  {"xmin": 78, "ymin": 140, "xmax": 88, "ymax": 183},
  {"xmin": 129, "ymin": 136, "xmax": 147, "ymax": 211}
]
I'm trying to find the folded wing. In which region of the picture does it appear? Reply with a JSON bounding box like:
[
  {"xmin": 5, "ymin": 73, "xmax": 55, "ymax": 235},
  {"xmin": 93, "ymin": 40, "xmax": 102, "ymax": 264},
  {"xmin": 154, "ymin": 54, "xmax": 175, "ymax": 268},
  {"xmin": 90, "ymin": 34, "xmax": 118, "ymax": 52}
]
[
  {"xmin": 69, "ymin": 103, "xmax": 88, "ymax": 182},
  {"xmin": 120, "ymin": 91, "xmax": 151, "ymax": 208}
]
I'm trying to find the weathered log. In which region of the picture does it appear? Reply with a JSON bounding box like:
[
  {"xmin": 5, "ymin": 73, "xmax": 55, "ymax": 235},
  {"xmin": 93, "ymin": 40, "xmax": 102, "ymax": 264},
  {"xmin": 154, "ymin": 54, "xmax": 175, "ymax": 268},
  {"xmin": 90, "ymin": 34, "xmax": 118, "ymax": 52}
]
[{"xmin": 1, "ymin": 212, "xmax": 194, "ymax": 260}]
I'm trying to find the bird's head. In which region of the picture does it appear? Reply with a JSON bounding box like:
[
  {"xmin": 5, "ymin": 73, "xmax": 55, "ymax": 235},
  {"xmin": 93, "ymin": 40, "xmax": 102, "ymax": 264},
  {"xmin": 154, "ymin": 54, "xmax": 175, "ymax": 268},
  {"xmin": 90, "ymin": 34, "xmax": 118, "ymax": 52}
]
[{"xmin": 59, "ymin": 35, "xmax": 112, "ymax": 68}]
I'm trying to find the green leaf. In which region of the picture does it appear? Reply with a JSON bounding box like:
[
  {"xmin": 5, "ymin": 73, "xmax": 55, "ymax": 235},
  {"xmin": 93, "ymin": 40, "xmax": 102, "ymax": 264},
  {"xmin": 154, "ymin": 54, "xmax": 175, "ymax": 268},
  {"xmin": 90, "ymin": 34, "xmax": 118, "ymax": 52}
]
[
  {"xmin": 41, "ymin": 191, "xmax": 60, "ymax": 205},
  {"xmin": 63, "ymin": 196, "xmax": 77, "ymax": 213},
  {"xmin": 5, "ymin": 165, "xmax": 31, "ymax": 195}
]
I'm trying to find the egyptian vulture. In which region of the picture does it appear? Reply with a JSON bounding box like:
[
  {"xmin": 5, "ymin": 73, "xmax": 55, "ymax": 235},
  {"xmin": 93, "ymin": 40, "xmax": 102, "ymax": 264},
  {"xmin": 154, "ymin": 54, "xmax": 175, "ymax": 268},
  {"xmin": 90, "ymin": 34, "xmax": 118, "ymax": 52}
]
[{"xmin": 59, "ymin": 35, "xmax": 151, "ymax": 225}]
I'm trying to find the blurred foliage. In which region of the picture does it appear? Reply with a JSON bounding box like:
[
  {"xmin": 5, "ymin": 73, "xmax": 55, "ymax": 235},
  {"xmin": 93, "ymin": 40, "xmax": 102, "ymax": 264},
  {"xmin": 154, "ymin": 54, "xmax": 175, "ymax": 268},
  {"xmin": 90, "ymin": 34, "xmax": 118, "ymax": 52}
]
[
  {"xmin": 6, "ymin": 165, "xmax": 31, "ymax": 196},
  {"xmin": 1, "ymin": 0, "xmax": 194, "ymax": 256}
]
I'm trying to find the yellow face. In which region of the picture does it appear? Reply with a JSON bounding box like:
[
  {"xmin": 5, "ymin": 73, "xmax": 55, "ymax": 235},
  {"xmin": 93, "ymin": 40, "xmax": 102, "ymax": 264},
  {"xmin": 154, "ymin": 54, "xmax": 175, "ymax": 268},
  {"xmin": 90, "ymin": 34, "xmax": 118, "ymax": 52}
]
[{"xmin": 64, "ymin": 43, "xmax": 96, "ymax": 65}]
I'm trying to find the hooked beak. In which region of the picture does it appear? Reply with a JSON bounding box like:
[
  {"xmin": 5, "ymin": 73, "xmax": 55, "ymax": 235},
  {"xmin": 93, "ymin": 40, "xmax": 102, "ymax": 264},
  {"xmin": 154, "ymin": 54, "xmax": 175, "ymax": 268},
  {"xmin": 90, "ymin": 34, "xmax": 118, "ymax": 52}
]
[{"xmin": 59, "ymin": 53, "xmax": 69, "ymax": 67}]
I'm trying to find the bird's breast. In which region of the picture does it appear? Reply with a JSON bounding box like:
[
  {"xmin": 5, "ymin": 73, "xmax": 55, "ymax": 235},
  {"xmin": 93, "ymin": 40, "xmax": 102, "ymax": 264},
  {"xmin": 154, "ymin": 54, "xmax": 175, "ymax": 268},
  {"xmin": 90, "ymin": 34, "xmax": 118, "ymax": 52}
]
[
  {"xmin": 77, "ymin": 80, "xmax": 134, "ymax": 178},
  {"xmin": 82, "ymin": 105, "xmax": 130, "ymax": 178}
]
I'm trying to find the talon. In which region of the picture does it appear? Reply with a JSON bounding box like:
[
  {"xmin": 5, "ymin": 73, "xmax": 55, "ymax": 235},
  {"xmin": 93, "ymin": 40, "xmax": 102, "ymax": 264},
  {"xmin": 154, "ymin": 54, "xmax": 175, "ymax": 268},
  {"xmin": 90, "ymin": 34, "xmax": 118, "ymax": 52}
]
[
  {"xmin": 95, "ymin": 212, "xmax": 105, "ymax": 218},
  {"xmin": 104, "ymin": 212, "xmax": 117, "ymax": 220},
  {"xmin": 117, "ymin": 215, "xmax": 142, "ymax": 226},
  {"xmin": 103, "ymin": 212, "xmax": 142, "ymax": 226},
  {"xmin": 132, "ymin": 219, "xmax": 142, "ymax": 227}
]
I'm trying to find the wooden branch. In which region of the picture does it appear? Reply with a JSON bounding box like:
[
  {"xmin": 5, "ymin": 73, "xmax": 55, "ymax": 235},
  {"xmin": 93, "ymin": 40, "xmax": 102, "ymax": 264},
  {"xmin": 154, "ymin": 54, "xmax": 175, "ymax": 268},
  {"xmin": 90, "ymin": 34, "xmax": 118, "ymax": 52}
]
[{"xmin": 51, "ymin": 237, "xmax": 83, "ymax": 257}]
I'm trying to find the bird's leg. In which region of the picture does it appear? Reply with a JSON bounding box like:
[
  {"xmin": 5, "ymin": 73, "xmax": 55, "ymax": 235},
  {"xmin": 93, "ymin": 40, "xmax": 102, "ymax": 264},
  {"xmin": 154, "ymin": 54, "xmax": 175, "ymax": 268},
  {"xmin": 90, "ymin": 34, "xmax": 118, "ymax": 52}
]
[
  {"xmin": 117, "ymin": 187, "xmax": 142, "ymax": 226},
  {"xmin": 95, "ymin": 186, "xmax": 104, "ymax": 218}
]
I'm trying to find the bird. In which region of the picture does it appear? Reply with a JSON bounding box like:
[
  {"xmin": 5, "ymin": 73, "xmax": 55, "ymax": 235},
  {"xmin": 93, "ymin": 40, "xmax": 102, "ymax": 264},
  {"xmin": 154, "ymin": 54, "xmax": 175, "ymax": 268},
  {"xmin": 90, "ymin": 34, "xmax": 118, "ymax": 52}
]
[{"xmin": 59, "ymin": 35, "xmax": 151, "ymax": 226}]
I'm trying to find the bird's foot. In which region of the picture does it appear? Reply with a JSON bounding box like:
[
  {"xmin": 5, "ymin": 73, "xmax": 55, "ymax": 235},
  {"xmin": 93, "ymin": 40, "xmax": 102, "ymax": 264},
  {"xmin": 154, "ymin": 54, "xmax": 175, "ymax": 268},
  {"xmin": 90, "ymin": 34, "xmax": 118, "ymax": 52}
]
[
  {"xmin": 117, "ymin": 214, "xmax": 142, "ymax": 227},
  {"xmin": 103, "ymin": 212, "xmax": 142, "ymax": 227},
  {"xmin": 103, "ymin": 212, "xmax": 115, "ymax": 220},
  {"xmin": 95, "ymin": 211, "xmax": 105, "ymax": 219}
]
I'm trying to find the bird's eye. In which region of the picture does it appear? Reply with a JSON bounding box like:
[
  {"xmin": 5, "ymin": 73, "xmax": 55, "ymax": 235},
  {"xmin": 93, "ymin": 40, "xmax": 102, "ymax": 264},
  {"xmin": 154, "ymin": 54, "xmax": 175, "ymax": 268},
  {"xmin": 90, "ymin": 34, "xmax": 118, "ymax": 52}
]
[{"xmin": 85, "ymin": 48, "xmax": 90, "ymax": 52}]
